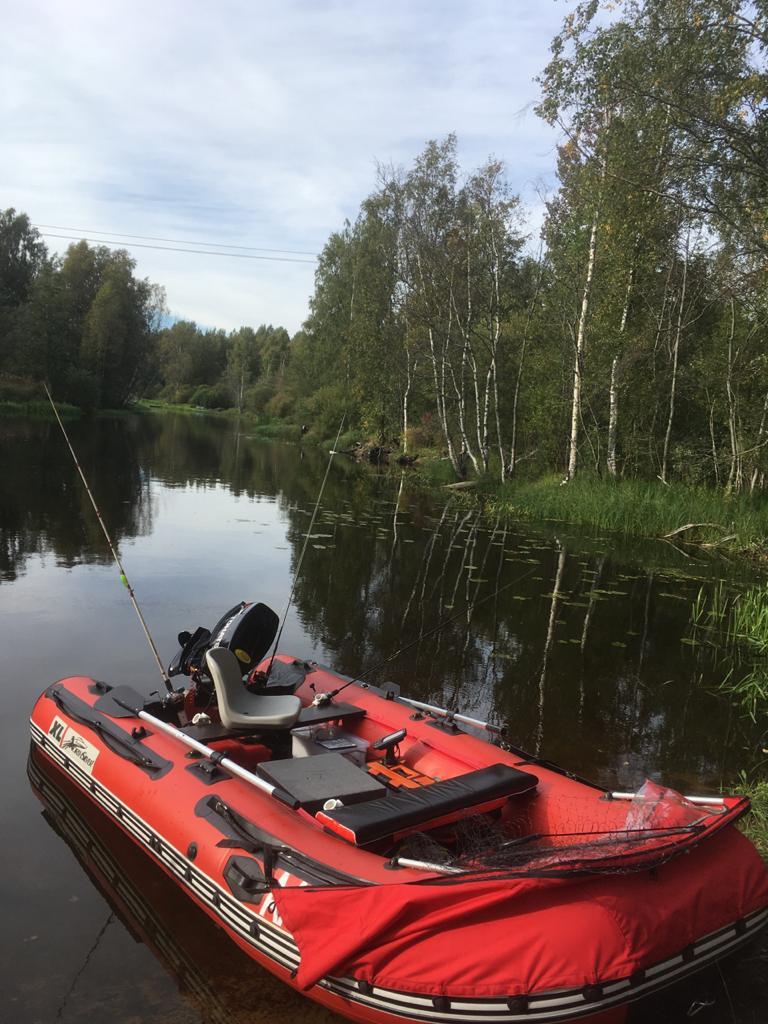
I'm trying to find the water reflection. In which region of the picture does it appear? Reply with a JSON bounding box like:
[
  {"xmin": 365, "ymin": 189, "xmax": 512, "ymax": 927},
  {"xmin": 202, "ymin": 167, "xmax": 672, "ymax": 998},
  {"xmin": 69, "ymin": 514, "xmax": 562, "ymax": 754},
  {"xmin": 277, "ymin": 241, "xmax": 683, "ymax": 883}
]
[
  {"xmin": 28, "ymin": 744, "xmax": 336, "ymax": 1024},
  {"xmin": 4, "ymin": 410, "xmax": 767, "ymax": 1022},
  {"xmin": 1, "ymin": 410, "xmax": 763, "ymax": 791}
]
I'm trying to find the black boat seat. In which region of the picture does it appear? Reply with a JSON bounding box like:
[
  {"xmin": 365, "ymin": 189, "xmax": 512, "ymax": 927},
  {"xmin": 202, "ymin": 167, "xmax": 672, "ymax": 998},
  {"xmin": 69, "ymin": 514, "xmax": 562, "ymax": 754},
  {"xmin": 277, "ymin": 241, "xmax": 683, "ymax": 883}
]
[
  {"xmin": 257, "ymin": 753, "xmax": 387, "ymax": 812},
  {"xmin": 206, "ymin": 648, "xmax": 301, "ymax": 730},
  {"xmin": 316, "ymin": 763, "xmax": 538, "ymax": 846}
]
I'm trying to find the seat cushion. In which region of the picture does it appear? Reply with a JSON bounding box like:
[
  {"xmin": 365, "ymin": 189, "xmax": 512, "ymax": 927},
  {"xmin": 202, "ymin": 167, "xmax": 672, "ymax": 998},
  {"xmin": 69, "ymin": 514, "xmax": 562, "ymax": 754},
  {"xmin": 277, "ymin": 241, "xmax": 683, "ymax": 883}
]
[
  {"xmin": 316, "ymin": 763, "xmax": 538, "ymax": 845},
  {"xmin": 224, "ymin": 693, "xmax": 302, "ymax": 729},
  {"xmin": 257, "ymin": 753, "xmax": 387, "ymax": 812},
  {"xmin": 206, "ymin": 647, "xmax": 301, "ymax": 728}
]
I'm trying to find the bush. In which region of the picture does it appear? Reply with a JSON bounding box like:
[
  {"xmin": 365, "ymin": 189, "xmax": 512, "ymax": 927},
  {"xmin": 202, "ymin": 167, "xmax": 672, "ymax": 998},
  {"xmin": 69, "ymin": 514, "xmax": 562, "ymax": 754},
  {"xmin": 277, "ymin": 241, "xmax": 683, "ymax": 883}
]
[
  {"xmin": 61, "ymin": 368, "xmax": 98, "ymax": 411},
  {"xmin": 407, "ymin": 411, "xmax": 442, "ymax": 450},
  {"xmin": 244, "ymin": 381, "xmax": 276, "ymax": 415},
  {"xmin": 190, "ymin": 383, "xmax": 232, "ymax": 409},
  {"xmin": 300, "ymin": 384, "xmax": 348, "ymax": 439},
  {"xmin": 0, "ymin": 376, "xmax": 41, "ymax": 403},
  {"xmin": 265, "ymin": 390, "xmax": 295, "ymax": 420},
  {"xmin": 158, "ymin": 383, "xmax": 197, "ymax": 405}
]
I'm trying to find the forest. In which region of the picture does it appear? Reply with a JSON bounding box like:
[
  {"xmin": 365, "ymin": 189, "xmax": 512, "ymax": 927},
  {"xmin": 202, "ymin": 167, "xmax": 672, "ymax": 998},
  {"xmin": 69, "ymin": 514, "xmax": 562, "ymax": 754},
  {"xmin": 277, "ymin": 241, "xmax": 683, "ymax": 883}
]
[{"xmin": 1, "ymin": 0, "xmax": 767, "ymax": 494}]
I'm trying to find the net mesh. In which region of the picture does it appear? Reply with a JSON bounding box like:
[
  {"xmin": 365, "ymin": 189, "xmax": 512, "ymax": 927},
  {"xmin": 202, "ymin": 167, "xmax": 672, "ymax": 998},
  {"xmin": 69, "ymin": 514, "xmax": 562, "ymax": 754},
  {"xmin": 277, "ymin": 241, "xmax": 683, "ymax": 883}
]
[{"xmin": 394, "ymin": 781, "xmax": 732, "ymax": 879}]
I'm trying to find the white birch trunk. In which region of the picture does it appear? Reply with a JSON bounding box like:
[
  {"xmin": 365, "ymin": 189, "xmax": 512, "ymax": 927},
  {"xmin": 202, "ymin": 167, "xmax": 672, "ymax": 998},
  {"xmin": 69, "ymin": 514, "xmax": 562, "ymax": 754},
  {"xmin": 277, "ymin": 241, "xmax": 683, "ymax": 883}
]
[
  {"xmin": 402, "ymin": 347, "xmax": 414, "ymax": 455},
  {"xmin": 749, "ymin": 390, "xmax": 768, "ymax": 493},
  {"xmin": 508, "ymin": 251, "xmax": 544, "ymax": 477},
  {"xmin": 607, "ymin": 266, "xmax": 633, "ymax": 478},
  {"xmin": 725, "ymin": 298, "xmax": 741, "ymax": 493},
  {"xmin": 661, "ymin": 234, "xmax": 689, "ymax": 484},
  {"xmin": 607, "ymin": 355, "xmax": 620, "ymax": 479},
  {"xmin": 565, "ymin": 213, "xmax": 598, "ymax": 482}
]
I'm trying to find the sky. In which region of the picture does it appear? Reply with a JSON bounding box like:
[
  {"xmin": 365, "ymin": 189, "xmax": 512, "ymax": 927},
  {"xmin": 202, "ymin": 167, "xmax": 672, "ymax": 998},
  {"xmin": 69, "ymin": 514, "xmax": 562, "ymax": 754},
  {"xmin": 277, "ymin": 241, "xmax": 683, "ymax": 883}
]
[{"xmin": 2, "ymin": 0, "xmax": 565, "ymax": 334}]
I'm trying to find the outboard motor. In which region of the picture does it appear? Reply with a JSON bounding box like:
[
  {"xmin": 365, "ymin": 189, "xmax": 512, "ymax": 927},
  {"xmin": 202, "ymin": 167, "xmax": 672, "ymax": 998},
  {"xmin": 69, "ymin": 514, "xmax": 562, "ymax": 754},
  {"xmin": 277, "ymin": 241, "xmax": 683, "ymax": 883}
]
[
  {"xmin": 169, "ymin": 601, "xmax": 279, "ymax": 680},
  {"xmin": 209, "ymin": 601, "xmax": 280, "ymax": 674}
]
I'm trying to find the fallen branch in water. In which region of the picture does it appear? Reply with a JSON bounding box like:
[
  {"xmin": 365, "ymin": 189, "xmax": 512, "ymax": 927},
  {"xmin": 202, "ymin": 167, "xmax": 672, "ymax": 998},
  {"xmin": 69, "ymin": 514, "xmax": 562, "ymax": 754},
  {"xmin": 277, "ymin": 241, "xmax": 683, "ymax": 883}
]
[
  {"xmin": 663, "ymin": 522, "xmax": 728, "ymax": 540},
  {"xmin": 700, "ymin": 534, "xmax": 738, "ymax": 549}
]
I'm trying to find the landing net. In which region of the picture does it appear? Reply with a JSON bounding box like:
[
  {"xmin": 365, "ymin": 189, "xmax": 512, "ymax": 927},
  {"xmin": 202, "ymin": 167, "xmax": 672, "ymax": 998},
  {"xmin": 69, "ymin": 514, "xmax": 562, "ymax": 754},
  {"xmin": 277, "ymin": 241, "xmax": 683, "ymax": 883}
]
[{"xmin": 395, "ymin": 781, "xmax": 735, "ymax": 879}]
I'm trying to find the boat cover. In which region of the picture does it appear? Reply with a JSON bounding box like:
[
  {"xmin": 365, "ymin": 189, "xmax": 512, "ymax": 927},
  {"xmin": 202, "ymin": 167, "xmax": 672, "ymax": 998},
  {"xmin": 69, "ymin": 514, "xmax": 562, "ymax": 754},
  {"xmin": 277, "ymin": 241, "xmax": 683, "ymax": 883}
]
[{"xmin": 273, "ymin": 827, "xmax": 768, "ymax": 995}]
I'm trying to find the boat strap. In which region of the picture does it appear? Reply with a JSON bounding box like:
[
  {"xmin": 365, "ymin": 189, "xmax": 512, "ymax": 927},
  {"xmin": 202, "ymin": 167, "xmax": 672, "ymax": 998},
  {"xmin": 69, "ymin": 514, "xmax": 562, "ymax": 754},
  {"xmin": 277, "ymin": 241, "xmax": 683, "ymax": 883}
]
[{"xmin": 46, "ymin": 684, "xmax": 173, "ymax": 779}]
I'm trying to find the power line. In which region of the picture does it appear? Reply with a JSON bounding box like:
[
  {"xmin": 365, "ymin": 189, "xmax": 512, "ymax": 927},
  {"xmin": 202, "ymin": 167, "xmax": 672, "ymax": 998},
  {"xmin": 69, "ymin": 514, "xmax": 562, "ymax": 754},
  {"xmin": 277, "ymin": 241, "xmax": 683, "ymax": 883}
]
[
  {"xmin": 36, "ymin": 223, "xmax": 318, "ymax": 257},
  {"xmin": 39, "ymin": 232, "xmax": 317, "ymax": 264}
]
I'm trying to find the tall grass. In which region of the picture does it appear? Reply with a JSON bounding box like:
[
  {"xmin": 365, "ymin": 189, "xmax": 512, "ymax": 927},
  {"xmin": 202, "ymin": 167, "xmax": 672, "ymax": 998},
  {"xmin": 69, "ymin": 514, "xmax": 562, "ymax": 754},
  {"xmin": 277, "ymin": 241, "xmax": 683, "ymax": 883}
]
[
  {"xmin": 736, "ymin": 774, "xmax": 768, "ymax": 862},
  {"xmin": 0, "ymin": 398, "xmax": 80, "ymax": 419},
  {"xmin": 483, "ymin": 474, "xmax": 768, "ymax": 550},
  {"xmin": 690, "ymin": 581, "xmax": 730, "ymax": 635},
  {"xmin": 690, "ymin": 580, "xmax": 768, "ymax": 719},
  {"xmin": 731, "ymin": 584, "xmax": 768, "ymax": 656}
]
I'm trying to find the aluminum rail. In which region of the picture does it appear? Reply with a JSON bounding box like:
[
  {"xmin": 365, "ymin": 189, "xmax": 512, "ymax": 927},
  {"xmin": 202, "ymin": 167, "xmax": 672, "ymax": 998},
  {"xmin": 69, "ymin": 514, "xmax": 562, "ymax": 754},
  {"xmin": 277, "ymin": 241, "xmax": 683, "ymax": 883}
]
[
  {"xmin": 606, "ymin": 791, "xmax": 727, "ymax": 806},
  {"xmin": 395, "ymin": 695, "xmax": 504, "ymax": 735},
  {"xmin": 114, "ymin": 698, "xmax": 299, "ymax": 808},
  {"xmin": 391, "ymin": 857, "xmax": 465, "ymax": 875}
]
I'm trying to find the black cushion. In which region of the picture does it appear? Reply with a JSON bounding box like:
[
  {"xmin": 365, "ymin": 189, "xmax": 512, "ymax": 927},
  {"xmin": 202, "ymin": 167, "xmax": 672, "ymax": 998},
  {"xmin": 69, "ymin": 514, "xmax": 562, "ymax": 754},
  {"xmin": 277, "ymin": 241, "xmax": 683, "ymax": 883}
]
[
  {"xmin": 257, "ymin": 753, "xmax": 386, "ymax": 812},
  {"xmin": 318, "ymin": 763, "xmax": 538, "ymax": 845}
]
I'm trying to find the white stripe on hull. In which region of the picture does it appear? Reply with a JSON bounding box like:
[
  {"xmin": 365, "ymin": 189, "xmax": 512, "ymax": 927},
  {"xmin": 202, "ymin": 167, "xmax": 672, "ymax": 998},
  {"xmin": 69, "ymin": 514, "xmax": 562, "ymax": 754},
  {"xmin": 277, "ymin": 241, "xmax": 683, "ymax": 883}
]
[{"xmin": 30, "ymin": 718, "xmax": 768, "ymax": 1024}]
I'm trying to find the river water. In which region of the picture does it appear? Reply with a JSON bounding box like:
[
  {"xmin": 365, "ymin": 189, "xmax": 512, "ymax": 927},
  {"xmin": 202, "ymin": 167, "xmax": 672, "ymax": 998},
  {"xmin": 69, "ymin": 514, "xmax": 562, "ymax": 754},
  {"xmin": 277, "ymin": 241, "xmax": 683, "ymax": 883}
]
[{"xmin": 1, "ymin": 410, "xmax": 766, "ymax": 1023}]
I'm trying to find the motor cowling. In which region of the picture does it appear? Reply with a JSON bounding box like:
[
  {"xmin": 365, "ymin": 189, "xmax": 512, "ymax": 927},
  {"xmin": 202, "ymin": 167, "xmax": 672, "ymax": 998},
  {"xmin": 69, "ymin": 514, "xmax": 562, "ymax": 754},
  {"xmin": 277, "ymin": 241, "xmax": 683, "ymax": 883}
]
[{"xmin": 168, "ymin": 601, "xmax": 279, "ymax": 678}]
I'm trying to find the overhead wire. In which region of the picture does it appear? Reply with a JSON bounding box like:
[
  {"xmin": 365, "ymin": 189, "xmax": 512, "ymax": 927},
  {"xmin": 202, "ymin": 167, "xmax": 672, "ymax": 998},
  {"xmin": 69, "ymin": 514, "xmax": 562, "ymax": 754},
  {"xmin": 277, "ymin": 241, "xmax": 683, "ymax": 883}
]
[
  {"xmin": 36, "ymin": 223, "xmax": 318, "ymax": 257},
  {"xmin": 39, "ymin": 232, "xmax": 317, "ymax": 264}
]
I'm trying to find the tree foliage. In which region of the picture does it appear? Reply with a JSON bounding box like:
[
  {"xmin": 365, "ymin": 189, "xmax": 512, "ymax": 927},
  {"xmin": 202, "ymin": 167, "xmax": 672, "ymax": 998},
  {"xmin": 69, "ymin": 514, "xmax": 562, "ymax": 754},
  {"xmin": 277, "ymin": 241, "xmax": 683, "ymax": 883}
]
[{"xmin": 2, "ymin": 0, "xmax": 766, "ymax": 491}]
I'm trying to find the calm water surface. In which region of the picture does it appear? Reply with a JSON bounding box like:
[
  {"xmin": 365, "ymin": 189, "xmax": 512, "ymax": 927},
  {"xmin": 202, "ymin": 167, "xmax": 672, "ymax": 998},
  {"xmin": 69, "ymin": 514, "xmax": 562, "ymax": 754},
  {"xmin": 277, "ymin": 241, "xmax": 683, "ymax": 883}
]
[{"xmin": 2, "ymin": 411, "xmax": 766, "ymax": 1023}]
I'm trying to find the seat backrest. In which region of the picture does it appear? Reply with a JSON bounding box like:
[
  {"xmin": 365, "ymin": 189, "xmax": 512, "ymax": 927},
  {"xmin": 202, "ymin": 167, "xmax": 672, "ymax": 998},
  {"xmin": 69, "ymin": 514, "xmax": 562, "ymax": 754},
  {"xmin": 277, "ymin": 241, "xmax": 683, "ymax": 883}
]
[
  {"xmin": 205, "ymin": 646, "xmax": 301, "ymax": 730},
  {"xmin": 206, "ymin": 646, "xmax": 248, "ymax": 728}
]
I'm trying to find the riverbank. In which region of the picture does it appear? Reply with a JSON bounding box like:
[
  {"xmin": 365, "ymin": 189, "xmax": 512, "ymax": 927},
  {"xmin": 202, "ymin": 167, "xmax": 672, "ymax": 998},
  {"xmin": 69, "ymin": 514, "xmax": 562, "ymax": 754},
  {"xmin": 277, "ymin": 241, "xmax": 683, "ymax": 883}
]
[
  {"xmin": 740, "ymin": 779, "xmax": 768, "ymax": 861},
  {"xmin": 476, "ymin": 475, "xmax": 768, "ymax": 558},
  {"xmin": 73, "ymin": 401, "xmax": 768, "ymax": 559},
  {"xmin": 0, "ymin": 398, "xmax": 80, "ymax": 419},
  {"xmin": 136, "ymin": 399, "xmax": 363, "ymax": 448}
]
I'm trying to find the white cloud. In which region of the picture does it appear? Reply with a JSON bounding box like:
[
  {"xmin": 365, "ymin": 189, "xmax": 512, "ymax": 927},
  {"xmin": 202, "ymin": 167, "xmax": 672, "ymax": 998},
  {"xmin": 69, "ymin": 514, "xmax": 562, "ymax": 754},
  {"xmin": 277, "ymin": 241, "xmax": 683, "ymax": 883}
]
[{"xmin": 2, "ymin": 0, "xmax": 563, "ymax": 332}]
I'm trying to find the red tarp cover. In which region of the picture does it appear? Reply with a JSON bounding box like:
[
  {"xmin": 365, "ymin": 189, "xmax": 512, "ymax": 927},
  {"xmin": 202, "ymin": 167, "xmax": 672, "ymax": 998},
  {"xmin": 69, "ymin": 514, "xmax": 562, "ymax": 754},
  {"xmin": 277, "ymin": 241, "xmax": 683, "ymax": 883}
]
[{"xmin": 273, "ymin": 828, "xmax": 768, "ymax": 995}]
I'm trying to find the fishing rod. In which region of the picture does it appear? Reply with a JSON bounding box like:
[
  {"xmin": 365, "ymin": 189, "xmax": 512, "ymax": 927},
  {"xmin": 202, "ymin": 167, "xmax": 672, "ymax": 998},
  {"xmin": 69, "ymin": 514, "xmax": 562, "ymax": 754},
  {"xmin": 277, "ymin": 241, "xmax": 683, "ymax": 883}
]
[
  {"xmin": 43, "ymin": 383, "xmax": 173, "ymax": 694},
  {"xmin": 323, "ymin": 564, "xmax": 539, "ymax": 703},
  {"xmin": 264, "ymin": 414, "xmax": 346, "ymax": 680}
]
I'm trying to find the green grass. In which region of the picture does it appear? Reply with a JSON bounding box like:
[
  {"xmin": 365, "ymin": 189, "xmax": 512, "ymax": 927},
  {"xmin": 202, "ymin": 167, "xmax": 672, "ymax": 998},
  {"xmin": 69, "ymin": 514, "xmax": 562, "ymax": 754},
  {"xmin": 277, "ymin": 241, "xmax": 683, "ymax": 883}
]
[
  {"xmin": 400, "ymin": 450, "xmax": 463, "ymax": 487},
  {"xmin": 0, "ymin": 398, "xmax": 80, "ymax": 419},
  {"xmin": 482, "ymin": 474, "xmax": 768, "ymax": 552},
  {"xmin": 135, "ymin": 398, "xmax": 213, "ymax": 415},
  {"xmin": 736, "ymin": 775, "xmax": 768, "ymax": 861},
  {"xmin": 731, "ymin": 584, "xmax": 768, "ymax": 656},
  {"xmin": 689, "ymin": 579, "xmax": 768, "ymax": 720},
  {"xmin": 247, "ymin": 421, "xmax": 305, "ymax": 442},
  {"xmin": 723, "ymin": 583, "xmax": 768, "ymax": 720}
]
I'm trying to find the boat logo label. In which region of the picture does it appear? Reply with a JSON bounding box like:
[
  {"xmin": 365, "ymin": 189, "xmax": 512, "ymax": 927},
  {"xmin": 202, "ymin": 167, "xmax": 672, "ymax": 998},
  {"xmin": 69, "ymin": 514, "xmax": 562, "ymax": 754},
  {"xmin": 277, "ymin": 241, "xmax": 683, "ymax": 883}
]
[{"xmin": 48, "ymin": 716, "xmax": 100, "ymax": 775}]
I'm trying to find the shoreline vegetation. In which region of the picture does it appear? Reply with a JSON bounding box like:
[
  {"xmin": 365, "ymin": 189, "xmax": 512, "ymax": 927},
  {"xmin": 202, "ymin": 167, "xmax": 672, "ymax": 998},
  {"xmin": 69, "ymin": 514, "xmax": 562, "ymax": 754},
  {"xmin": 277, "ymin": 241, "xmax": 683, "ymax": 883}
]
[
  {"xmin": 3, "ymin": 2, "xmax": 768, "ymax": 567},
  {"xmin": 140, "ymin": 399, "xmax": 768, "ymax": 560},
  {"xmin": 5, "ymin": 392, "xmax": 767, "ymax": 561},
  {"xmin": 3, "ymin": 0, "xmax": 766, "ymax": 858}
]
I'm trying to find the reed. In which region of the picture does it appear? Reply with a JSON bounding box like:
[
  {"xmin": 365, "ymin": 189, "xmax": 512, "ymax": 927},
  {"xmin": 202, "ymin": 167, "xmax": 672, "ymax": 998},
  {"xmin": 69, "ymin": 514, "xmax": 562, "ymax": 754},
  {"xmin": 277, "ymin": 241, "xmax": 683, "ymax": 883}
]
[
  {"xmin": 0, "ymin": 399, "xmax": 80, "ymax": 419},
  {"xmin": 690, "ymin": 582, "xmax": 730, "ymax": 635},
  {"xmin": 483, "ymin": 475, "xmax": 768, "ymax": 552},
  {"xmin": 736, "ymin": 774, "xmax": 768, "ymax": 862},
  {"xmin": 690, "ymin": 580, "xmax": 768, "ymax": 719},
  {"xmin": 730, "ymin": 584, "xmax": 768, "ymax": 656}
]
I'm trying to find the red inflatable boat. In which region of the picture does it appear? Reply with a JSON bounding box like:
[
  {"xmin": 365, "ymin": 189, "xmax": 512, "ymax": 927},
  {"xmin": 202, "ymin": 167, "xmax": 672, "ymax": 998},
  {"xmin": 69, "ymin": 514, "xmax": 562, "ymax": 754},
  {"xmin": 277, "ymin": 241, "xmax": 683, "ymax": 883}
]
[{"xmin": 29, "ymin": 601, "xmax": 768, "ymax": 1024}]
